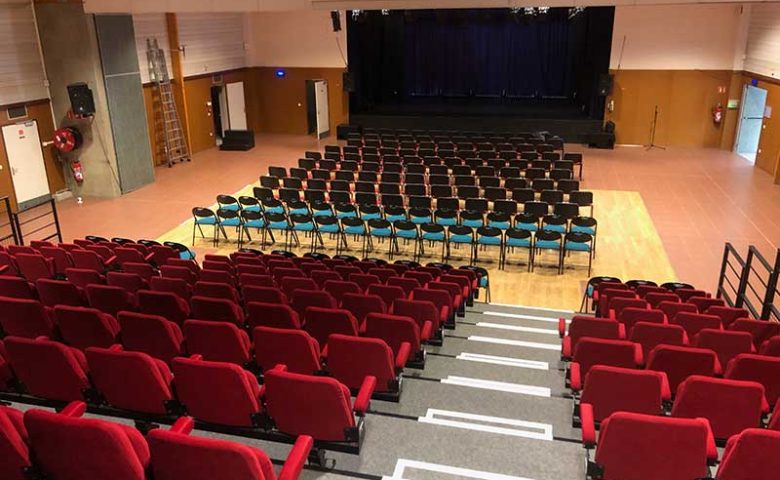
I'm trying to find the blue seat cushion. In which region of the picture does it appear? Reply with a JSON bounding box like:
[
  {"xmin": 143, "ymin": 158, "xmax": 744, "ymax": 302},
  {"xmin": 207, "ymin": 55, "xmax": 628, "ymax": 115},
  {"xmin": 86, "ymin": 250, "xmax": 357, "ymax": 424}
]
[
  {"xmin": 220, "ymin": 218, "xmax": 240, "ymax": 227},
  {"xmin": 411, "ymin": 216, "xmax": 432, "ymax": 224},
  {"xmin": 312, "ymin": 210, "xmax": 332, "ymax": 218},
  {"xmin": 318, "ymin": 224, "xmax": 339, "ymax": 233},
  {"xmin": 517, "ymin": 223, "xmax": 538, "ymax": 232},
  {"xmin": 422, "ymin": 232, "xmax": 445, "ymax": 241},
  {"xmin": 463, "ymin": 220, "xmax": 484, "ymax": 228},
  {"xmin": 386, "ymin": 214, "xmax": 406, "ymax": 222},
  {"xmin": 436, "ymin": 218, "xmax": 458, "ymax": 226},
  {"xmin": 269, "ymin": 221, "xmax": 289, "ymax": 230},
  {"xmin": 478, "ymin": 236, "xmax": 501, "ymax": 245},
  {"xmin": 337, "ymin": 211, "xmax": 358, "ymax": 219},
  {"xmin": 344, "ymin": 226, "xmax": 365, "ymax": 235},
  {"xmin": 371, "ymin": 228, "xmax": 392, "ymax": 237},
  {"xmin": 571, "ymin": 225, "xmax": 596, "ymax": 235},
  {"xmin": 265, "ymin": 206, "xmax": 285, "ymax": 214},
  {"xmin": 179, "ymin": 251, "xmax": 196, "ymax": 260},
  {"xmin": 479, "ymin": 277, "xmax": 488, "ymax": 287},
  {"xmin": 245, "ymin": 220, "xmax": 266, "ymax": 229},
  {"xmin": 449, "ymin": 234, "xmax": 472, "ymax": 244},
  {"xmin": 361, "ymin": 212, "xmax": 382, "ymax": 221},
  {"xmin": 221, "ymin": 204, "xmax": 240, "ymax": 211},
  {"xmin": 293, "ymin": 222, "xmax": 315, "ymax": 231},
  {"xmin": 489, "ymin": 221, "xmax": 511, "ymax": 230},
  {"xmin": 506, "ymin": 238, "xmax": 531, "ymax": 248},
  {"xmin": 243, "ymin": 205, "xmax": 262, "ymax": 213},
  {"xmin": 536, "ymin": 239, "xmax": 561, "ymax": 250},
  {"xmin": 289, "ymin": 208, "xmax": 309, "ymax": 216},
  {"xmin": 565, "ymin": 241, "xmax": 591, "ymax": 252},
  {"xmin": 195, "ymin": 217, "xmax": 217, "ymax": 225},
  {"xmin": 545, "ymin": 224, "xmax": 567, "ymax": 233},
  {"xmin": 396, "ymin": 229, "xmax": 418, "ymax": 239}
]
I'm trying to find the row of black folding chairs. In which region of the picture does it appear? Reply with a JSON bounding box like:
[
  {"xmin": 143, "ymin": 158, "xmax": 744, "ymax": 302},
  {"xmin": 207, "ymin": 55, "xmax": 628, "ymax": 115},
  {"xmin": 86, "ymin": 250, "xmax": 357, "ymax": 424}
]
[
  {"xmin": 311, "ymin": 146, "xmax": 562, "ymax": 162},
  {"xmin": 328, "ymin": 140, "xmax": 560, "ymax": 155},
  {"xmin": 299, "ymin": 154, "xmax": 577, "ymax": 170}
]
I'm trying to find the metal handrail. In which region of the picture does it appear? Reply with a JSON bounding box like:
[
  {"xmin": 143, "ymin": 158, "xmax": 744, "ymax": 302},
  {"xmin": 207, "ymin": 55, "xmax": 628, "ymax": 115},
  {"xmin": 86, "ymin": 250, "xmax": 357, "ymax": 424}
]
[{"xmin": 717, "ymin": 242, "xmax": 780, "ymax": 321}]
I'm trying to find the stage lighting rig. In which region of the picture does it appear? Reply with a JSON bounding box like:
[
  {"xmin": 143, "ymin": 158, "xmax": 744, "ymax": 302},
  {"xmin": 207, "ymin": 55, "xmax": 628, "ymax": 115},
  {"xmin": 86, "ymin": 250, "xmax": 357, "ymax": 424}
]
[
  {"xmin": 568, "ymin": 7, "xmax": 585, "ymax": 19},
  {"xmin": 381, "ymin": 9, "xmax": 390, "ymax": 16},
  {"xmin": 352, "ymin": 9, "xmax": 363, "ymax": 21}
]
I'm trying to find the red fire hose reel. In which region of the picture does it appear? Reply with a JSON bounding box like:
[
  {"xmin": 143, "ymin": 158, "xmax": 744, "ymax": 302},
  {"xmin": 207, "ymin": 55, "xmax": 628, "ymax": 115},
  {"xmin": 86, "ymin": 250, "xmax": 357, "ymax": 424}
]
[{"xmin": 53, "ymin": 126, "xmax": 83, "ymax": 153}]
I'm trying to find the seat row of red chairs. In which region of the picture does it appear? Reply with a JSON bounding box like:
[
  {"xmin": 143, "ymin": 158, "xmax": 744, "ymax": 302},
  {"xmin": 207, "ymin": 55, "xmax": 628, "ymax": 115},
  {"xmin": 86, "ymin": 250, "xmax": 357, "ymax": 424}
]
[{"xmin": 0, "ymin": 399, "xmax": 314, "ymax": 480}]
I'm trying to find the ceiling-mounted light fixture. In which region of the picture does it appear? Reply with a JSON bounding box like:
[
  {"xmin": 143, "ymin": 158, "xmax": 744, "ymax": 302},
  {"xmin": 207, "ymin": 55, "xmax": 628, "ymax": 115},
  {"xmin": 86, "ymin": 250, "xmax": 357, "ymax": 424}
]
[
  {"xmin": 568, "ymin": 6, "xmax": 585, "ymax": 19},
  {"xmin": 352, "ymin": 10, "xmax": 363, "ymax": 21},
  {"xmin": 381, "ymin": 9, "xmax": 390, "ymax": 16}
]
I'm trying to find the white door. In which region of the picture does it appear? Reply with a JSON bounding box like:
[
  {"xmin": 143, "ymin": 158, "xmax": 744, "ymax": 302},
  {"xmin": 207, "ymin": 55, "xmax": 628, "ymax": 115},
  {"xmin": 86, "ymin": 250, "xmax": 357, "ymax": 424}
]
[
  {"xmin": 315, "ymin": 80, "xmax": 330, "ymax": 137},
  {"xmin": 735, "ymin": 85, "xmax": 768, "ymax": 163},
  {"xmin": 225, "ymin": 82, "xmax": 247, "ymax": 131},
  {"xmin": 2, "ymin": 121, "xmax": 49, "ymax": 210}
]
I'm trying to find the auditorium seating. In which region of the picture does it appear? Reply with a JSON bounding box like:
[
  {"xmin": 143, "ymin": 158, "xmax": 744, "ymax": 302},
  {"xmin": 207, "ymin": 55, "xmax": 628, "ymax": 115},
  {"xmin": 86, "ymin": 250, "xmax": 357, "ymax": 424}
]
[
  {"xmin": 724, "ymin": 353, "xmax": 780, "ymax": 404},
  {"xmin": 715, "ymin": 429, "xmax": 780, "ymax": 480},
  {"xmin": 645, "ymin": 345, "xmax": 721, "ymax": 394},
  {"xmin": 569, "ymin": 338, "xmax": 643, "ymax": 390},
  {"xmin": 0, "ymin": 296, "xmax": 55, "ymax": 338},
  {"xmin": 364, "ymin": 312, "xmax": 430, "ymax": 368},
  {"xmin": 560, "ymin": 316, "xmax": 625, "ymax": 359},
  {"xmin": 693, "ymin": 328, "xmax": 755, "ymax": 368},
  {"xmin": 0, "ymin": 405, "xmax": 29, "ymax": 480},
  {"xmin": 574, "ymin": 365, "xmax": 669, "ymax": 423},
  {"xmin": 183, "ymin": 320, "xmax": 251, "ymax": 365},
  {"xmin": 117, "ymin": 311, "xmax": 184, "ymax": 364},
  {"xmin": 54, "ymin": 305, "xmax": 120, "ymax": 350},
  {"xmin": 326, "ymin": 334, "xmax": 408, "ymax": 400},
  {"xmin": 253, "ymin": 326, "xmax": 322, "ymax": 375},
  {"xmin": 629, "ymin": 322, "xmax": 688, "ymax": 359},
  {"xmin": 305, "ymin": 307, "xmax": 360, "ymax": 347}
]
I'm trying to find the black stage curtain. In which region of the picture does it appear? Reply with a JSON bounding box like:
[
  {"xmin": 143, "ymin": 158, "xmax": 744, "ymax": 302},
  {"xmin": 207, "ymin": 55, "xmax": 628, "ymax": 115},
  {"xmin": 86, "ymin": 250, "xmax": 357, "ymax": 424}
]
[{"xmin": 347, "ymin": 8, "xmax": 614, "ymax": 119}]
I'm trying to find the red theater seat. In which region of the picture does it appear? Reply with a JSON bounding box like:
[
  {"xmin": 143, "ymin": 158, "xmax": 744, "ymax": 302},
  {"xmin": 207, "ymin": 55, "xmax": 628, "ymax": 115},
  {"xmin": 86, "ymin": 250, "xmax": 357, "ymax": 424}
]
[
  {"xmin": 716, "ymin": 428, "xmax": 780, "ymax": 480},
  {"xmin": 190, "ymin": 296, "xmax": 245, "ymax": 325},
  {"xmin": 150, "ymin": 276, "xmax": 192, "ymax": 300},
  {"xmin": 705, "ymin": 306, "xmax": 749, "ymax": 328},
  {"xmin": 689, "ymin": 296, "xmax": 724, "ymax": 313},
  {"xmin": 246, "ymin": 302, "xmax": 302, "ymax": 330},
  {"xmin": 117, "ymin": 311, "xmax": 183, "ymax": 364},
  {"xmin": 160, "ymin": 265, "xmax": 198, "ymax": 286},
  {"xmin": 561, "ymin": 317, "xmax": 624, "ymax": 359},
  {"xmin": 387, "ymin": 276, "xmax": 420, "ymax": 296},
  {"xmin": 24, "ymin": 402, "xmax": 149, "ymax": 480},
  {"xmin": 629, "ymin": 322, "xmax": 688, "ymax": 359},
  {"xmin": 676, "ymin": 288, "xmax": 710, "ymax": 302},
  {"xmin": 658, "ymin": 300, "xmax": 697, "ymax": 322},
  {"xmin": 576, "ymin": 365, "xmax": 669, "ymax": 422},
  {"xmin": 393, "ymin": 298, "xmax": 443, "ymax": 333},
  {"xmin": 0, "ymin": 406, "xmax": 29, "ymax": 480},
  {"xmin": 599, "ymin": 288, "xmax": 637, "ymax": 317},
  {"xmin": 671, "ymin": 312, "xmax": 722, "ymax": 339},
  {"xmin": 280, "ymin": 277, "xmax": 318, "ymax": 299},
  {"xmin": 322, "ymin": 280, "xmax": 362, "ymax": 306},
  {"xmin": 672, "ymin": 375, "xmax": 768, "ymax": 441},
  {"xmin": 148, "ymin": 416, "xmax": 313, "ymax": 480},
  {"xmin": 292, "ymin": 289, "xmax": 337, "ymax": 316},
  {"xmin": 238, "ymin": 273, "xmax": 276, "ymax": 288},
  {"xmin": 4, "ymin": 336, "xmax": 90, "ymax": 402},
  {"xmin": 724, "ymin": 353, "xmax": 780, "ymax": 404},
  {"xmin": 404, "ymin": 271, "xmax": 433, "ymax": 287},
  {"xmin": 341, "ymin": 293, "xmax": 387, "ymax": 323},
  {"xmin": 348, "ymin": 273, "xmax": 381, "ymax": 292},
  {"xmin": 138, "ymin": 290, "xmax": 190, "ymax": 325},
  {"xmin": 0, "ymin": 275, "xmax": 35, "ymax": 299},
  {"xmin": 367, "ymin": 284, "xmax": 407, "ymax": 310},
  {"xmin": 106, "ymin": 271, "xmax": 147, "ymax": 294},
  {"xmin": 86, "ymin": 284, "xmax": 136, "ymax": 316},
  {"xmin": 729, "ymin": 318, "xmax": 780, "ymax": 348},
  {"xmin": 580, "ymin": 411, "xmax": 715, "ymax": 480},
  {"xmin": 65, "ymin": 267, "xmax": 105, "ymax": 289},
  {"xmin": 36, "ymin": 278, "xmax": 85, "ymax": 307},
  {"xmin": 310, "ymin": 270, "xmax": 342, "ymax": 288},
  {"xmin": 760, "ymin": 335, "xmax": 780, "ymax": 356},
  {"xmin": 410, "ymin": 288, "xmax": 451, "ymax": 327},
  {"xmin": 262, "ymin": 366, "xmax": 375, "ymax": 442},
  {"xmin": 428, "ymin": 281, "xmax": 464, "ymax": 315},
  {"xmin": 368, "ymin": 267, "xmax": 396, "ymax": 284},
  {"xmin": 646, "ymin": 292, "xmax": 680, "ymax": 309},
  {"xmin": 569, "ymin": 338, "xmax": 642, "ymax": 391},
  {"xmin": 183, "ymin": 320, "xmax": 251, "ymax": 365},
  {"xmin": 618, "ymin": 307, "xmax": 665, "ymax": 332},
  {"xmin": 646, "ymin": 345, "xmax": 721, "ymax": 394},
  {"xmin": 15, "ymin": 253, "xmax": 55, "ymax": 283},
  {"xmin": 193, "ymin": 281, "xmax": 240, "ymax": 304},
  {"xmin": 364, "ymin": 312, "xmax": 430, "ymax": 367},
  {"xmin": 122, "ymin": 262, "xmax": 157, "ymax": 282},
  {"xmin": 304, "ymin": 307, "xmax": 359, "ymax": 347},
  {"xmin": 242, "ymin": 285, "xmax": 287, "ymax": 305},
  {"xmin": 607, "ymin": 297, "xmax": 647, "ymax": 320},
  {"xmin": 0, "ymin": 297, "xmax": 55, "ymax": 338},
  {"xmin": 172, "ymin": 356, "xmax": 262, "ymax": 427},
  {"xmin": 86, "ymin": 346, "xmax": 175, "ymax": 415},
  {"xmin": 54, "ymin": 305, "xmax": 120, "ymax": 350},
  {"xmin": 253, "ymin": 326, "xmax": 322, "ymax": 375},
  {"xmin": 327, "ymin": 334, "xmax": 408, "ymax": 395},
  {"xmin": 693, "ymin": 328, "xmax": 755, "ymax": 368}
]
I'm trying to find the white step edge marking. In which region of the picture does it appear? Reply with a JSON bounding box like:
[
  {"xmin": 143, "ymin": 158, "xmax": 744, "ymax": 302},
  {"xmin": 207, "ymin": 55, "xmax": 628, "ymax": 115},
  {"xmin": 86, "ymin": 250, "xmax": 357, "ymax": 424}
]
[
  {"xmin": 456, "ymin": 352, "xmax": 549, "ymax": 370},
  {"xmin": 441, "ymin": 375, "xmax": 551, "ymax": 397},
  {"xmin": 468, "ymin": 335, "xmax": 561, "ymax": 351},
  {"xmin": 418, "ymin": 408, "xmax": 553, "ymax": 441},
  {"xmin": 481, "ymin": 311, "xmax": 570, "ymax": 324},
  {"xmin": 484, "ymin": 303, "xmax": 574, "ymax": 314},
  {"xmin": 476, "ymin": 322, "xmax": 559, "ymax": 336},
  {"xmin": 383, "ymin": 458, "xmax": 535, "ymax": 480}
]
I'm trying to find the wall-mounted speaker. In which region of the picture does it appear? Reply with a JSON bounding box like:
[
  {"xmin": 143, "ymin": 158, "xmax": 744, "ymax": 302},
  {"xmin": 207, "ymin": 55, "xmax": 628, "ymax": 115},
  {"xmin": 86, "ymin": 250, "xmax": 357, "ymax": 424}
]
[
  {"xmin": 597, "ymin": 74, "xmax": 614, "ymax": 97},
  {"xmin": 343, "ymin": 71, "xmax": 355, "ymax": 93},
  {"xmin": 67, "ymin": 82, "xmax": 96, "ymax": 116},
  {"xmin": 331, "ymin": 11, "xmax": 341, "ymax": 32}
]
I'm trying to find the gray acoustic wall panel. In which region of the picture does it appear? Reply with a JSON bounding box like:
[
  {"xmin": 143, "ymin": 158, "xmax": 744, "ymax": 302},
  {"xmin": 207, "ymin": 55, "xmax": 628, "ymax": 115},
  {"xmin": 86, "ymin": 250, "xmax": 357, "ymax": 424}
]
[{"xmin": 94, "ymin": 14, "xmax": 154, "ymax": 194}]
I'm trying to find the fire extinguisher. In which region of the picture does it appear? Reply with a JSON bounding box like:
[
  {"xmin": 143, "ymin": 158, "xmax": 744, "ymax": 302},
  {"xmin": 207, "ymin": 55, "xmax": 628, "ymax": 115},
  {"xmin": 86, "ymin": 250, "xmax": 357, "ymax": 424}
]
[
  {"xmin": 712, "ymin": 103, "xmax": 723, "ymax": 125},
  {"xmin": 70, "ymin": 160, "xmax": 84, "ymax": 184}
]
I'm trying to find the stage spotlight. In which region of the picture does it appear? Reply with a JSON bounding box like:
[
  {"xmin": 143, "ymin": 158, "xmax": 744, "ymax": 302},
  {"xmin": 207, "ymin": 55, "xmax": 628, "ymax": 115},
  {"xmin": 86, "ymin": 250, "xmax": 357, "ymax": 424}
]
[
  {"xmin": 538, "ymin": 6, "xmax": 550, "ymax": 14},
  {"xmin": 352, "ymin": 9, "xmax": 363, "ymax": 21},
  {"xmin": 523, "ymin": 7, "xmax": 536, "ymax": 16},
  {"xmin": 510, "ymin": 7, "xmax": 522, "ymax": 14},
  {"xmin": 381, "ymin": 9, "xmax": 390, "ymax": 16}
]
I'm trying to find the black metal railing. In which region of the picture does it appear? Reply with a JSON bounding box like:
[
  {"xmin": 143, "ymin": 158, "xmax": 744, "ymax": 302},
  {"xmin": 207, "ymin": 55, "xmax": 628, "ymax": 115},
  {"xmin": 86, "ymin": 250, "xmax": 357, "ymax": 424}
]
[
  {"xmin": 717, "ymin": 242, "xmax": 780, "ymax": 321},
  {"xmin": 12, "ymin": 198, "xmax": 62, "ymax": 246},
  {"xmin": 0, "ymin": 196, "xmax": 19, "ymax": 246}
]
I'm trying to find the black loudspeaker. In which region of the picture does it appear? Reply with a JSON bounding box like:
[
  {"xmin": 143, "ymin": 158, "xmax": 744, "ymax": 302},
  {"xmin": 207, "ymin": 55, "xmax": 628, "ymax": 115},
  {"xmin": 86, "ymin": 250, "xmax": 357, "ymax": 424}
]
[
  {"xmin": 586, "ymin": 132, "xmax": 615, "ymax": 149},
  {"xmin": 67, "ymin": 83, "xmax": 96, "ymax": 116},
  {"xmin": 220, "ymin": 130, "xmax": 255, "ymax": 151},
  {"xmin": 343, "ymin": 72, "xmax": 356, "ymax": 93},
  {"xmin": 331, "ymin": 11, "xmax": 341, "ymax": 32},
  {"xmin": 597, "ymin": 74, "xmax": 614, "ymax": 96}
]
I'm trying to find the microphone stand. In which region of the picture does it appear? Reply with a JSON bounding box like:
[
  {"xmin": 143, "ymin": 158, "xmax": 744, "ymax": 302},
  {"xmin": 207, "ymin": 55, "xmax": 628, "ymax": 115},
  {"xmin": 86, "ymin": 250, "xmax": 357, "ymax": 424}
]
[{"xmin": 645, "ymin": 105, "xmax": 666, "ymax": 151}]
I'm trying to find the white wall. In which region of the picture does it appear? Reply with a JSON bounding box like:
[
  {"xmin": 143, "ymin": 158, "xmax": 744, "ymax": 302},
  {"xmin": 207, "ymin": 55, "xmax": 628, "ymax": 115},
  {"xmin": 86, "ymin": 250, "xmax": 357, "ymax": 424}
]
[
  {"xmin": 744, "ymin": 3, "xmax": 780, "ymax": 78},
  {"xmin": 247, "ymin": 10, "xmax": 347, "ymax": 68},
  {"xmin": 610, "ymin": 4, "xmax": 745, "ymax": 71},
  {"xmin": 178, "ymin": 12, "xmax": 246, "ymax": 76}
]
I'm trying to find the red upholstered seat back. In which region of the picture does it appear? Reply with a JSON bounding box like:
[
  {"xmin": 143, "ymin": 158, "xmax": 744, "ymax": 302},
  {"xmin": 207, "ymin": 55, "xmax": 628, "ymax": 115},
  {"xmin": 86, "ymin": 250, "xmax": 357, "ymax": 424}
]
[
  {"xmin": 327, "ymin": 334, "xmax": 395, "ymax": 391},
  {"xmin": 117, "ymin": 311, "xmax": 183, "ymax": 363},
  {"xmin": 341, "ymin": 293, "xmax": 387, "ymax": 323},
  {"xmin": 253, "ymin": 326, "xmax": 321, "ymax": 375},
  {"xmin": 193, "ymin": 281, "xmax": 240, "ymax": 304},
  {"xmin": 572, "ymin": 337, "xmax": 640, "ymax": 377},
  {"xmin": 171, "ymin": 357, "xmax": 260, "ymax": 427},
  {"xmin": 263, "ymin": 368, "xmax": 355, "ymax": 442},
  {"xmin": 581, "ymin": 366, "xmax": 667, "ymax": 421},
  {"xmin": 595, "ymin": 412, "xmax": 713, "ymax": 480},
  {"xmin": 364, "ymin": 312, "xmax": 421, "ymax": 355},
  {"xmin": 183, "ymin": 320, "xmax": 251, "ymax": 365},
  {"xmin": 729, "ymin": 319, "xmax": 780, "ymax": 348},
  {"xmin": 85, "ymin": 347, "xmax": 173, "ymax": 415},
  {"xmin": 0, "ymin": 406, "xmax": 30, "ymax": 480},
  {"xmin": 3, "ymin": 337, "xmax": 89, "ymax": 402},
  {"xmin": 608, "ymin": 297, "xmax": 647, "ymax": 319},
  {"xmin": 0, "ymin": 297, "xmax": 54, "ymax": 338},
  {"xmin": 160, "ymin": 265, "xmax": 198, "ymax": 286},
  {"xmin": 148, "ymin": 427, "xmax": 276, "ymax": 480},
  {"xmin": 304, "ymin": 307, "xmax": 359, "ymax": 348},
  {"xmin": 717, "ymin": 429, "xmax": 780, "ymax": 480},
  {"xmin": 567, "ymin": 317, "xmax": 623, "ymax": 353},
  {"xmin": 629, "ymin": 322, "xmax": 687, "ymax": 359},
  {"xmin": 242, "ymin": 285, "xmax": 286, "ymax": 305},
  {"xmin": 86, "ymin": 284, "xmax": 135, "ymax": 317},
  {"xmin": 725, "ymin": 353, "xmax": 780, "ymax": 404},
  {"xmin": 0, "ymin": 275, "xmax": 35, "ymax": 299},
  {"xmin": 393, "ymin": 299, "xmax": 440, "ymax": 331},
  {"xmin": 672, "ymin": 375, "xmax": 767, "ymax": 440},
  {"xmin": 15, "ymin": 253, "xmax": 53, "ymax": 283},
  {"xmin": 646, "ymin": 345, "xmax": 720, "ymax": 393},
  {"xmin": 24, "ymin": 408, "xmax": 149, "ymax": 480},
  {"xmin": 646, "ymin": 292, "xmax": 680, "ymax": 309},
  {"xmin": 619, "ymin": 307, "xmax": 665, "ymax": 332},
  {"xmin": 190, "ymin": 296, "xmax": 244, "ymax": 325},
  {"xmin": 672, "ymin": 312, "xmax": 722, "ymax": 339},
  {"xmin": 36, "ymin": 278, "xmax": 85, "ymax": 307},
  {"xmin": 323, "ymin": 280, "xmax": 362, "ymax": 306},
  {"xmin": 138, "ymin": 290, "xmax": 190, "ymax": 325},
  {"xmin": 280, "ymin": 277, "xmax": 318, "ymax": 299},
  {"xmin": 246, "ymin": 302, "xmax": 301, "ymax": 330},
  {"xmin": 292, "ymin": 289, "xmax": 336, "ymax": 316},
  {"xmin": 705, "ymin": 306, "xmax": 749, "ymax": 328},
  {"xmin": 150, "ymin": 276, "xmax": 192, "ymax": 300},
  {"xmin": 760, "ymin": 335, "xmax": 780, "ymax": 356},
  {"xmin": 387, "ymin": 276, "xmax": 420, "ymax": 296},
  {"xmin": 694, "ymin": 329, "xmax": 754, "ymax": 368},
  {"xmin": 54, "ymin": 305, "xmax": 120, "ymax": 350},
  {"xmin": 367, "ymin": 284, "xmax": 407, "ymax": 310},
  {"xmin": 106, "ymin": 272, "xmax": 146, "ymax": 294}
]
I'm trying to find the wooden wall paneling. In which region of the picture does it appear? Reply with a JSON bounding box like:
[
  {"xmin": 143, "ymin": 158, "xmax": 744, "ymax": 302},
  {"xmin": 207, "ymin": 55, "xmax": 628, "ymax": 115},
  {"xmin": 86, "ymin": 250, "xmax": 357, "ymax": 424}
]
[{"xmin": 183, "ymin": 69, "xmax": 248, "ymax": 154}]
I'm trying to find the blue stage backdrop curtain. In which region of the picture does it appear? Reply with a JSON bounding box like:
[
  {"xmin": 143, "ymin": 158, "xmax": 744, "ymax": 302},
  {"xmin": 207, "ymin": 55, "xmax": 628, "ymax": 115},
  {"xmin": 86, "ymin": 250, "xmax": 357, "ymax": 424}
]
[{"xmin": 403, "ymin": 12, "xmax": 573, "ymax": 99}]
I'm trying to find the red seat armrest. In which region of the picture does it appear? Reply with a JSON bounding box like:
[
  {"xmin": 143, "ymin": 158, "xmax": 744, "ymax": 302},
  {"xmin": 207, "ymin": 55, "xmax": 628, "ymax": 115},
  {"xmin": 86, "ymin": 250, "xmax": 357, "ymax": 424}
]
[
  {"xmin": 170, "ymin": 417, "xmax": 195, "ymax": 435},
  {"xmin": 608, "ymin": 308, "xmax": 616, "ymax": 321},
  {"xmin": 60, "ymin": 401, "xmax": 87, "ymax": 418},
  {"xmin": 570, "ymin": 362, "xmax": 582, "ymax": 392},
  {"xmin": 0, "ymin": 265, "xmax": 8, "ymax": 274},
  {"xmin": 580, "ymin": 402, "xmax": 596, "ymax": 448},
  {"xmin": 698, "ymin": 418, "xmax": 718, "ymax": 461},
  {"xmin": 144, "ymin": 252, "xmax": 155, "ymax": 262},
  {"xmin": 633, "ymin": 344, "xmax": 643, "ymax": 366},
  {"xmin": 592, "ymin": 290, "xmax": 599, "ymax": 302},
  {"xmin": 562, "ymin": 336, "xmax": 572, "ymax": 358},
  {"xmin": 108, "ymin": 344, "xmax": 123, "ymax": 352},
  {"xmin": 104, "ymin": 255, "xmax": 118, "ymax": 267},
  {"xmin": 420, "ymin": 321, "xmax": 433, "ymax": 341},
  {"xmin": 395, "ymin": 342, "xmax": 411, "ymax": 371},
  {"xmin": 320, "ymin": 345, "xmax": 328, "ymax": 360},
  {"xmin": 618, "ymin": 324, "xmax": 626, "ymax": 339},
  {"xmin": 353, "ymin": 375, "xmax": 376, "ymax": 416},
  {"xmin": 279, "ymin": 435, "xmax": 314, "ymax": 480},
  {"xmin": 558, "ymin": 317, "xmax": 566, "ymax": 337}
]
